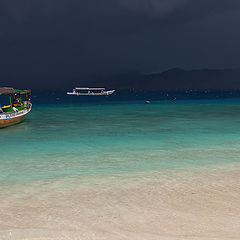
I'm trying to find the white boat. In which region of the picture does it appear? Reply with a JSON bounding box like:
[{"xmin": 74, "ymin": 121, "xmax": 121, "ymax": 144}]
[{"xmin": 67, "ymin": 88, "xmax": 115, "ymax": 96}]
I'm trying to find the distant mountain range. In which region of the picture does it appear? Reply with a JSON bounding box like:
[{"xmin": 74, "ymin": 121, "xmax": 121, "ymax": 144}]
[{"xmin": 90, "ymin": 68, "xmax": 240, "ymax": 90}]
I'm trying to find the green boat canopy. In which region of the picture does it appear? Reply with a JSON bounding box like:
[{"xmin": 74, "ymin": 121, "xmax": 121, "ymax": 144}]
[{"xmin": 0, "ymin": 87, "xmax": 30, "ymax": 95}]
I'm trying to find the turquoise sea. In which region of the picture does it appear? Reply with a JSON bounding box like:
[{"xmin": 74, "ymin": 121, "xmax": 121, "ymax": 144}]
[
  {"xmin": 1, "ymin": 94, "xmax": 240, "ymax": 239},
  {"xmin": 1, "ymin": 96, "xmax": 240, "ymax": 185}
]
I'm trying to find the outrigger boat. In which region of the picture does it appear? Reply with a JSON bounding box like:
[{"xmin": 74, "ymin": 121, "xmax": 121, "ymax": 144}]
[
  {"xmin": 0, "ymin": 87, "xmax": 32, "ymax": 128},
  {"xmin": 67, "ymin": 88, "xmax": 115, "ymax": 96}
]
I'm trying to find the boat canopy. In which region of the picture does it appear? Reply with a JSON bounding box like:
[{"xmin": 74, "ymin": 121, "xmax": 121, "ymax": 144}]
[
  {"xmin": 75, "ymin": 88, "xmax": 105, "ymax": 90},
  {"xmin": 0, "ymin": 87, "xmax": 30, "ymax": 95}
]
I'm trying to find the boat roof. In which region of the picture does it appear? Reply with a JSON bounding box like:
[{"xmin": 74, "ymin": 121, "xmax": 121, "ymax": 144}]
[
  {"xmin": 0, "ymin": 87, "xmax": 31, "ymax": 95},
  {"xmin": 75, "ymin": 88, "xmax": 105, "ymax": 90}
]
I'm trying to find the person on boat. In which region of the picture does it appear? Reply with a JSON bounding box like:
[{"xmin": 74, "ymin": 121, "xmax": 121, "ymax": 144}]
[{"xmin": 13, "ymin": 95, "xmax": 21, "ymax": 107}]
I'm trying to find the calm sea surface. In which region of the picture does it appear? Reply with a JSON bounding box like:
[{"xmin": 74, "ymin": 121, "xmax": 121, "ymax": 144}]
[{"xmin": 1, "ymin": 93, "xmax": 240, "ymax": 185}]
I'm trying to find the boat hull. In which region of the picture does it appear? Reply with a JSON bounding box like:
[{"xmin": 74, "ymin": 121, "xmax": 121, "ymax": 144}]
[
  {"xmin": 67, "ymin": 90, "xmax": 115, "ymax": 96},
  {"xmin": 0, "ymin": 108, "xmax": 31, "ymax": 128}
]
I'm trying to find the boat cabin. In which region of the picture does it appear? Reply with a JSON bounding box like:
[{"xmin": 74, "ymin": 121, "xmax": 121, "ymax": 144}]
[
  {"xmin": 75, "ymin": 88, "xmax": 105, "ymax": 94},
  {"xmin": 0, "ymin": 87, "xmax": 31, "ymax": 113}
]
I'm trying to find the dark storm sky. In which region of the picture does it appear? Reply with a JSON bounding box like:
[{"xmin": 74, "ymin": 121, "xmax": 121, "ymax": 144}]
[{"xmin": 1, "ymin": 0, "xmax": 240, "ymax": 89}]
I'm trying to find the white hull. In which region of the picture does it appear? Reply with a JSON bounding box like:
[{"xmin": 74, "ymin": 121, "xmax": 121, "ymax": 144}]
[
  {"xmin": 0, "ymin": 107, "xmax": 32, "ymax": 121},
  {"xmin": 67, "ymin": 90, "xmax": 115, "ymax": 96}
]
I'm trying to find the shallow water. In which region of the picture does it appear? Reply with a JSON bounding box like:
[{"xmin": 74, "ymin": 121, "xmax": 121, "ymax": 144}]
[
  {"xmin": 2, "ymin": 99, "xmax": 240, "ymax": 239},
  {"xmin": 1, "ymin": 100, "xmax": 240, "ymax": 184}
]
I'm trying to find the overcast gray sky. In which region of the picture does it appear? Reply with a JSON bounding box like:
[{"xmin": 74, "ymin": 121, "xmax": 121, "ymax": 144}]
[{"xmin": 1, "ymin": 0, "xmax": 240, "ymax": 89}]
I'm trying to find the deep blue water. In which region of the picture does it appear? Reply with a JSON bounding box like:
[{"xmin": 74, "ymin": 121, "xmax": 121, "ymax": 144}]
[{"xmin": 31, "ymin": 90, "xmax": 240, "ymax": 104}]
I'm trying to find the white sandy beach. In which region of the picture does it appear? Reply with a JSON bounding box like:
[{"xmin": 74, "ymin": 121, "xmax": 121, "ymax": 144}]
[{"xmin": 0, "ymin": 165, "xmax": 240, "ymax": 240}]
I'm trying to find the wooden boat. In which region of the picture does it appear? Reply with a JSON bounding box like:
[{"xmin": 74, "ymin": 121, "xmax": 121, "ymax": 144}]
[
  {"xmin": 67, "ymin": 87, "xmax": 115, "ymax": 96},
  {"xmin": 0, "ymin": 87, "xmax": 32, "ymax": 128}
]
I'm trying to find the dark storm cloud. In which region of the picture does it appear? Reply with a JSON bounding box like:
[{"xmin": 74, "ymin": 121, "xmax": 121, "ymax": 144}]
[
  {"xmin": 0, "ymin": 0, "xmax": 240, "ymax": 89},
  {"xmin": 1, "ymin": 0, "xmax": 238, "ymax": 34}
]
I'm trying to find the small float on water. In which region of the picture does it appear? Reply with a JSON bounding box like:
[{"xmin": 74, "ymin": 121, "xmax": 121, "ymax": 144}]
[
  {"xmin": 0, "ymin": 87, "xmax": 32, "ymax": 128},
  {"xmin": 67, "ymin": 88, "xmax": 115, "ymax": 96}
]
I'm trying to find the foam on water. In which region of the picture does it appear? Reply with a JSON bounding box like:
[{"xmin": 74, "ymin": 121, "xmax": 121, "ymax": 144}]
[{"xmin": 1, "ymin": 100, "xmax": 240, "ymax": 184}]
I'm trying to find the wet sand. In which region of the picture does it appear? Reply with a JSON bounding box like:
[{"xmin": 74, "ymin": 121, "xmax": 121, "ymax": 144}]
[{"xmin": 0, "ymin": 165, "xmax": 240, "ymax": 240}]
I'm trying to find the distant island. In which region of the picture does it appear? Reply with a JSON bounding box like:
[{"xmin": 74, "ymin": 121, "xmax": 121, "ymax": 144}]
[{"xmin": 89, "ymin": 68, "xmax": 240, "ymax": 90}]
